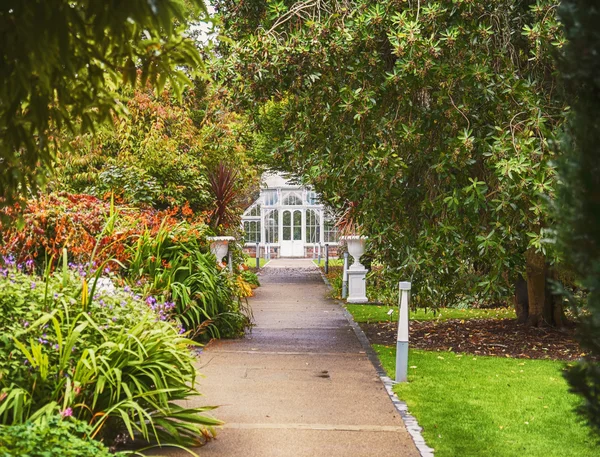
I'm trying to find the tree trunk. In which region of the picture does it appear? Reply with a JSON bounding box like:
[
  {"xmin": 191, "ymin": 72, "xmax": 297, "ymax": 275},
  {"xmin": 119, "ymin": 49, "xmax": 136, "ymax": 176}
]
[
  {"xmin": 514, "ymin": 274, "xmax": 529, "ymax": 324},
  {"xmin": 519, "ymin": 248, "xmax": 565, "ymax": 327}
]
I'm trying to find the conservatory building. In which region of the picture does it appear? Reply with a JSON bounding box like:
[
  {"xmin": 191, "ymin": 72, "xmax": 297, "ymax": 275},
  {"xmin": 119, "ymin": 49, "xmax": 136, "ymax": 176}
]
[{"xmin": 242, "ymin": 173, "xmax": 339, "ymax": 258}]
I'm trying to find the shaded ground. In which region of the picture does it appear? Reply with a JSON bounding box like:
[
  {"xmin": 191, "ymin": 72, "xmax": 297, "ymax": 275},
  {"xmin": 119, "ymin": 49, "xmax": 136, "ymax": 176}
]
[{"xmin": 361, "ymin": 319, "xmax": 584, "ymax": 361}]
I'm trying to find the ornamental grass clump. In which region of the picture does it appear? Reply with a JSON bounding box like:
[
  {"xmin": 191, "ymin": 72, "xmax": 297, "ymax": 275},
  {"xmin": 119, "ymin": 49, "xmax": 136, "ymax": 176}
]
[
  {"xmin": 127, "ymin": 221, "xmax": 251, "ymax": 340},
  {"xmin": 0, "ymin": 268, "xmax": 221, "ymax": 448}
]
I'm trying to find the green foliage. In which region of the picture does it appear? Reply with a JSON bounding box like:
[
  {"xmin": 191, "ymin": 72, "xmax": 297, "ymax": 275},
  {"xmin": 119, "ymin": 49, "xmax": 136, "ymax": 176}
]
[
  {"xmin": 126, "ymin": 221, "xmax": 251, "ymax": 339},
  {"xmin": 375, "ymin": 347, "xmax": 598, "ymax": 457},
  {"xmin": 554, "ymin": 0, "xmax": 600, "ymax": 435},
  {"xmin": 0, "ymin": 269, "xmax": 221, "ymax": 446},
  {"xmin": 53, "ymin": 81, "xmax": 262, "ymax": 215},
  {"xmin": 0, "ymin": 0, "xmax": 207, "ymax": 207},
  {"xmin": 240, "ymin": 270, "xmax": 260, "ymax": 287},
  {"xmin": 216, "ymin": 0, "xmax": 566, "ymax": 308},
  {"xmin": 54, "ymin": 87, "xmax": 212, "ymax": 211},
  {"xmin": 0, "ymin": 416, "xmax": 123, "ymax": 457}
]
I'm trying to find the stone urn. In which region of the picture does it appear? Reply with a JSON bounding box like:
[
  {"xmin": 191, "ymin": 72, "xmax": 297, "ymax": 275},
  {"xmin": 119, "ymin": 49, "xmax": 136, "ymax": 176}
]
[
  {"xmin": 207, "ymin": 236, "xmax": 235, "ymax": 263},
  {"xmin": 341, "ymin": 235, "xmax": 367, "ymax": 270},
  {"xmin": 340, "ymin": 235, "xmax": 368, "ymax": 303}
]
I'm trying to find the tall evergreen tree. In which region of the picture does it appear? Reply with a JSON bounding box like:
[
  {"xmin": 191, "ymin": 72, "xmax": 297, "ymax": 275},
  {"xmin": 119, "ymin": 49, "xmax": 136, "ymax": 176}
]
[{"xmin": 556, "ymin": 0, "xmax": 600, "ymax": 434}]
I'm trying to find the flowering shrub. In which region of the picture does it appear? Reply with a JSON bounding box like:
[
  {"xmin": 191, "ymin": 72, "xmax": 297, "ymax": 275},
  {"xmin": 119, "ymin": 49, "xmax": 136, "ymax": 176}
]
[
  {"xmin": 0, "ymin": 192, "xmax": 208, "ymax": 268},
  {"xmin": 0, "ymin": 192, "xmax": 252, "ymax": 339},
  {"xmin": 0, "ymin": 268, "xmax": 221, "ymax": 446}
]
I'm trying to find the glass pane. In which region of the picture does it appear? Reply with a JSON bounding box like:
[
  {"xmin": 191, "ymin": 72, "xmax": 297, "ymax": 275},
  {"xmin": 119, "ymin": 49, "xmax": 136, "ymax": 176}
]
[
  {"xmin": 293, "ymin": 211, "xmax": 302, "ymax": 240},
  {"xmin": 266, "ymin": 210, "xmax": 278, "ymax": 243},
  {"xmin": 283, "ymin": 210, "xmax": 291, "ymax": 240}
]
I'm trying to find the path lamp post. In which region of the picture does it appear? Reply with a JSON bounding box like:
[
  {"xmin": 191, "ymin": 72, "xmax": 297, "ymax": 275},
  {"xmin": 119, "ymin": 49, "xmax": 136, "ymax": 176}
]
[
  {"xmin": 318, "ymin": 244, "xmax": 322, "ymax": 264},
  {"xmin": 207, "ymin": 236, "xmax": 236, "ymax": 271},
  {"xmin": 396, "ymin": 281, "xmax": 411, "ymax": 383},
  {"xmin": 341, "ymin": 251, "xmax": 349, "ymax": 299},
  {"xmin": 324, "ymin": 243, "xmax": 329, "ymax": 274},
  {"xmin": 255, "ymin": 242, "xmax": 260, "ymax": 269},
  {"xmin": 340, "ymin": 236, "xmax": 368, "ymax": 303}
]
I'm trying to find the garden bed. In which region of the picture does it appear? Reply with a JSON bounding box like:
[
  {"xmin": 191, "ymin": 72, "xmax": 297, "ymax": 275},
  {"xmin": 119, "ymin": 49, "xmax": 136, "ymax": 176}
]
[{"xmin": 361, "ymin": 319, "xmax": 582, "ymax": 361}]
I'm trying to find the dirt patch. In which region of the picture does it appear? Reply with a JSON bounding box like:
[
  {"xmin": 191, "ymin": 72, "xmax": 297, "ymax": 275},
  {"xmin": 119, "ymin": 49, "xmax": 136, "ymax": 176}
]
[{"xmin": 360, "ymin": 319, "xmax": 584, "ymax": 361}]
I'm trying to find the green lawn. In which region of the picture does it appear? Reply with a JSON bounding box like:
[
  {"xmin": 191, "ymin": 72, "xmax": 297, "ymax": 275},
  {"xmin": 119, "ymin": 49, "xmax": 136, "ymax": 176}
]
[
  {"xmin": 374, "ymin": 346, "xmax": 596, "ymax": 457},
  {"xmin": 346, "ymin": 304, "xmax": 516, "ymax": 322},
  {"xmin": 243, "ymin": 257, "xmax": 269, "ymax": 269},
  {"xmin": 313, "ymin": 258, "xmax": 344, "ymax": 267}
]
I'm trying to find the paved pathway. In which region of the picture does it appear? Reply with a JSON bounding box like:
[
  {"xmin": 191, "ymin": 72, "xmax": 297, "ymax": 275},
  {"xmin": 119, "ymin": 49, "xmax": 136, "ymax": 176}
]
[{"xmin": 162, "ymin": 258, "xmax": 419, "ymax": 456}]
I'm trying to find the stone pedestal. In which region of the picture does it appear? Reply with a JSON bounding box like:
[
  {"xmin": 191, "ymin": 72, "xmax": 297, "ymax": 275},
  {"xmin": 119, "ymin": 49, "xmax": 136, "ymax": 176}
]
[
  {"xmin": 347, "ymin": 268, "xmax": 368, "ymax": 303},
  {"xmin": 341, "ymin": 235, "xmax": 369, "ymax": 303}
]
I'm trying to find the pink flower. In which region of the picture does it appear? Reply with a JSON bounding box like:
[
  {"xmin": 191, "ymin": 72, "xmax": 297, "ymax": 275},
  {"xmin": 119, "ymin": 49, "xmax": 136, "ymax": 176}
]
[{"xmin": 60, "ymin": 407, "xmax": 73, "ymax": 418}]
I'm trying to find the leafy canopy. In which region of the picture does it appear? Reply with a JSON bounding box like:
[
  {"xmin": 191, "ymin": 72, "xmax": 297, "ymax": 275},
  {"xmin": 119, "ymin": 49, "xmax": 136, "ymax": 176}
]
[
  {"xmin": 216, "ymin": 0, "xmax": 565, "ymax": 306},
  {"xmin": 0, "ymin": 0, "xmax": 207, "ymax": 206}
]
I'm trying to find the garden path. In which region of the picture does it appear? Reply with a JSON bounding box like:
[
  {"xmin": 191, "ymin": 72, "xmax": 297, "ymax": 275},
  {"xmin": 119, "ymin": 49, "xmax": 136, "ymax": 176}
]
[{"xmin": 161, "ymin": 258, "xmax": 419, "ymax": 456}]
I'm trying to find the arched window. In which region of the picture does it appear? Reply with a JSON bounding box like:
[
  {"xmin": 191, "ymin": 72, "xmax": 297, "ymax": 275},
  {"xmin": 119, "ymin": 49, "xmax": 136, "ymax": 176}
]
[
  {"xmin": 247, "ymin": 203, "xmax": 261, "ymax": 217},
  {"xmin": 265, "ymin": 210, "xmax": 279, "ymax": 243},
  {"xmin": 282, "ymin": 192, "xmax": 302, "ymax": 205},
  {"xmin": 305, "ymin": 209, "xmax": 320, "ymax": 244}
]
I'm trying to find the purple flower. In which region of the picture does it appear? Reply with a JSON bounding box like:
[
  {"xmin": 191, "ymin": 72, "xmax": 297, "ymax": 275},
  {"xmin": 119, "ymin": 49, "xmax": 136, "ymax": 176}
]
[
  {"xmin": 104, "ymin": 266, "xmax": 110, "ymax": 274},
  {"xmin": 30, "ymin": 282, "xmax": 36, "ymax": 290},
  {"xmin": 25, "ymin": 259, "xmax": 35, "ymax": 271},
  {"xmin": 23, "ymin": 321, "xmax": 29, "ymax": 328},
  {"xmin": 60, "ymin": 407, "xmax": 73, "ymax": 418},
  {"xmin": 124, "ymin": 285, "xmax": 131, "ymax": 293}
]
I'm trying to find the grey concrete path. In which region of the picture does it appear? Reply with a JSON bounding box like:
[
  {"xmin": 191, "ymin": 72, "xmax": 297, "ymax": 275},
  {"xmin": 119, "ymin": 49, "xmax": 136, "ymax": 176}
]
[{"xmin": 162, "ymin": 258, "xmax": 419, "ymax": 456}]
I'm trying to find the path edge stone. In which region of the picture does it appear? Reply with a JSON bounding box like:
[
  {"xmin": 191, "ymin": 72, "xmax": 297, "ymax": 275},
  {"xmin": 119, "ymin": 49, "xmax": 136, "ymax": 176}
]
[{"xmin": 319, "ymin": 270, "xmax": 435, "ymax": 457}]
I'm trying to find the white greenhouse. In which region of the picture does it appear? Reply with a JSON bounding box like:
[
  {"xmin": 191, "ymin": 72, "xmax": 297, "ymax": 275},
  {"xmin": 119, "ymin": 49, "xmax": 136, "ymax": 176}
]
[{"xmin": 241, "ymin": 173, "xmax": 340, "ymax": 258}]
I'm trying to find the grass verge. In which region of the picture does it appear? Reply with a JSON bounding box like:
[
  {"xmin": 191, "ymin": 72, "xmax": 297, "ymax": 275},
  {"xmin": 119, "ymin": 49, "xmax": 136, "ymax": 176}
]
[
  {"xmin": 244, "ymin": 257, "xmax": 269, "ymax": 269},
  {"xmin": 374, "ymin": 346, "xmax": 596, "ymax": 457},
  {"xmin": 313, "ymin": 258, "xmax": 344, "ymax": 267},
  {"xmin": 346, "ymin": 305, "xmax": 516, "ymax": 322}
]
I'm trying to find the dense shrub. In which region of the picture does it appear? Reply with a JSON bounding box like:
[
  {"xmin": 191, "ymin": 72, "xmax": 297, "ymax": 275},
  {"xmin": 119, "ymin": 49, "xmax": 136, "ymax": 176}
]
[
  {"xmin": 240, "ymin": 270, "xmax": 260, "ymax": 288},
  {"xmin": 0, "ymin": 269, "xmax": 221, "ymax": 446},
  {"xmin": 0, "ymin": 193, "xmax": 253, "ymax": 339},
  {"xmin": 0, "ymin": 416, "xmax": 123, "ymax": 457},
  {"xmin": 127, "ymin": 222, "xmax": 251, "ymax": 339},
  {"xmin": 0, "ymin": 193, "xmax": 205, "ymax": 268}
]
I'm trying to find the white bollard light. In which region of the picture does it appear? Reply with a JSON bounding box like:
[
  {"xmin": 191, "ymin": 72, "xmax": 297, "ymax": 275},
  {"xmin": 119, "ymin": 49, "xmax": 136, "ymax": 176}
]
[{"xmin": 396, "ymin": 281, "xmax": 411, "ymax": 383}]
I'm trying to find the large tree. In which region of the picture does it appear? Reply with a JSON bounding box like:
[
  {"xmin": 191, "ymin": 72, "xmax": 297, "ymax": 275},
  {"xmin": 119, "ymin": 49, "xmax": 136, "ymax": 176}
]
[
  {"xmin": 555, "ymin": 0, "xmax": 600, "ymax": 434},
  {"xmin": 0, "ymin": 0, "xmax": 207, "ymax": 207},
  {"xmin": 216, "ymin": 0, "xmax": 566, "ymax": 324}
]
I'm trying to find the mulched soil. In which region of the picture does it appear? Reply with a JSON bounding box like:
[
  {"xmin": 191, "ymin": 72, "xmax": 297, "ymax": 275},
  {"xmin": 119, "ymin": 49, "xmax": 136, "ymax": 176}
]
[{"xmin": 360, "ymin": 318, "xmax": 585, "ymax": 361}]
